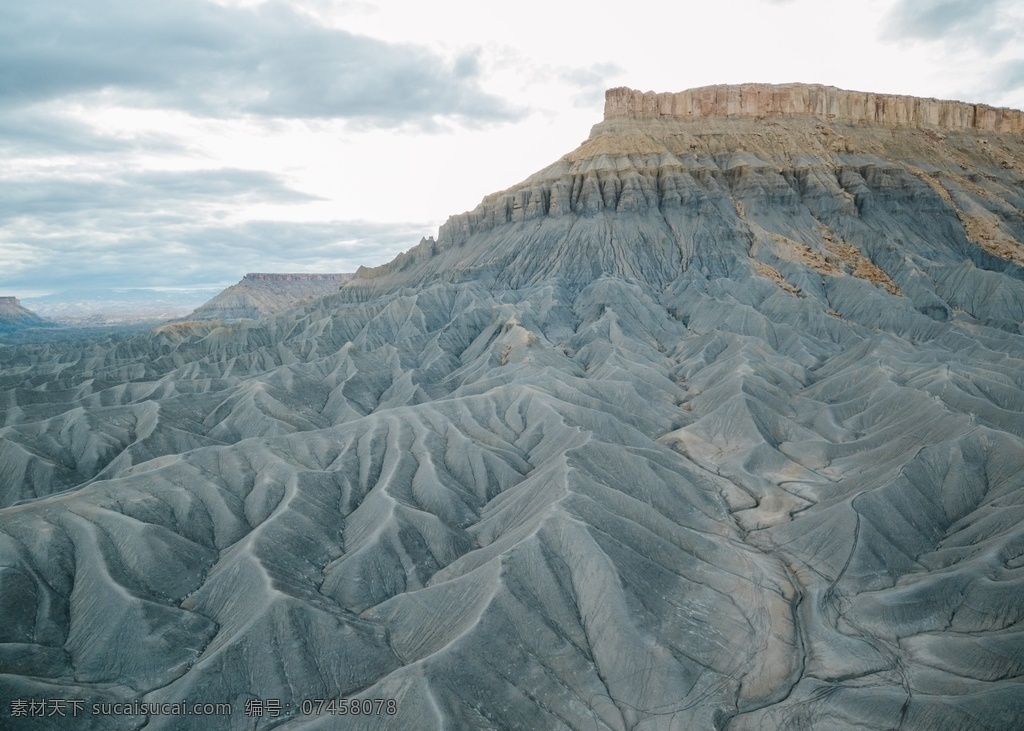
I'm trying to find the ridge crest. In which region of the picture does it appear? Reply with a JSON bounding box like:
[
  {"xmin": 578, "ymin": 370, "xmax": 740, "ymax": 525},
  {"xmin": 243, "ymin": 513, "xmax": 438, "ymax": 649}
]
[{"xmin": 605, "ymin": 83, "xmax": 1024, "ymax": 133}]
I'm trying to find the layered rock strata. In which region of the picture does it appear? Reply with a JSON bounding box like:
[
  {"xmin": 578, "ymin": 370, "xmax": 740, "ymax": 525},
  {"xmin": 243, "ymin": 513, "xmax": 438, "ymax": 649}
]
[
  {"xmin": 604, "ymin": 83, "xmax": 1024, "ymax": 133},
  {"xmin": 356, "ymin": 84, "xmax": 1024, "ymax": 306}
]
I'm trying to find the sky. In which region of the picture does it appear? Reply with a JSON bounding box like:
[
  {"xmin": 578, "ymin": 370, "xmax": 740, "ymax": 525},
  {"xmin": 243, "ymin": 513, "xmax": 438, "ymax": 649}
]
[{"xmin": 2, "ymin": 0, "xmax": 1023, "ymax": 296}]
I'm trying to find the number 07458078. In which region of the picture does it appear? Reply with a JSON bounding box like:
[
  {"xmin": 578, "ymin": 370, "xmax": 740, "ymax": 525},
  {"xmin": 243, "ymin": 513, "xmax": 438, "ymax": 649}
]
[{"xmin": 299, "ymin": 698, "xmax": 398, "ymax": 716}]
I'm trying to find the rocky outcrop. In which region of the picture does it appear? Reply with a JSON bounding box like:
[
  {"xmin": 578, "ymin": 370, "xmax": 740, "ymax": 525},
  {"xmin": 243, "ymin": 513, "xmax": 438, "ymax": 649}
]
[
  {"xmin": 184, "ymin": 272, "xmax": 352, "ymax": 321},
  {"xmin": 0, "ymin": 296, "xmax": 54, "ymax": 334},
  {"xmin": 604, "ymin": 83, "xmax": 1024, "ymax": 133},
  {"xmin": 354, "ymin": 84, "xmax": 1024, "ymax": 304}
]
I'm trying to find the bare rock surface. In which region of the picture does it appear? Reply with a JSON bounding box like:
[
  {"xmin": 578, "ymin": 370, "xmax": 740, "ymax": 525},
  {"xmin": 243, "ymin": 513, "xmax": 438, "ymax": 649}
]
[
  {"xmin": 0, "ymin": 297, "xmax": 55, "ymax": 335},
  {"xmin": 603, "ymin": 83, "xmax": 1024, "ymax": 133},
  {"xmin": 1, "ymin": 84, "xmax": 1023, "ymax": 729},
  {"xmin": 183, "ymin": 273, "xmax": 353, "ymax": 322}
]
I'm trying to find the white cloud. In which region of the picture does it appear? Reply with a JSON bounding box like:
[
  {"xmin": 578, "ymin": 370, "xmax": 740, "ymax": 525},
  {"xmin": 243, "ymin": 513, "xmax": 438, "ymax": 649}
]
[
  {"xmin": 879, "ymin": 0, "xmax": 1024, "ymax": 102},
  {"xmin": 0, "ymin": 0, "xmax": 519, "ymax": 125}
]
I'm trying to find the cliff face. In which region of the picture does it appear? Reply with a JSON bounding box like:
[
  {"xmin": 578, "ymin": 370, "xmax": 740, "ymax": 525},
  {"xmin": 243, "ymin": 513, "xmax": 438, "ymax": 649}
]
[
  {"xmin": 604, "ymin": 83, "xmax": 1024, "ymax": 133},
  {"xmin": 355, "ymin": 84, "xmax": 1024, "ymax": 309}
]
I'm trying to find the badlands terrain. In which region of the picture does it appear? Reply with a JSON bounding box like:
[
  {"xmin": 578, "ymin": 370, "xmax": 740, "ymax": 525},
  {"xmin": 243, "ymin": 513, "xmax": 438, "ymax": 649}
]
[{"xmin": 1, "ymin": 83, "xmax": 1023, "ymax": 729}]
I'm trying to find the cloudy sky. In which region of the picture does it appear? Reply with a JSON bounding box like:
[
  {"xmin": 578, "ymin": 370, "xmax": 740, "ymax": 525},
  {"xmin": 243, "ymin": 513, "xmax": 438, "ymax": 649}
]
[{"xmin": 2, "ymin": 0, "xmax": 1023, "ymax": 296}]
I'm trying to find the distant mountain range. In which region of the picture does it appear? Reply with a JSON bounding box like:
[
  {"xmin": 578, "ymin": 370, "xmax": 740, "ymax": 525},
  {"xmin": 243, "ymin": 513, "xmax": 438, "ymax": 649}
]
[
  {"xmin": 21, "ymin": 288, "xmax": 222, "ymax": 326},
  {"xmin": 8, "ymin": 275, "xmax": 354, "ymax": 332}
]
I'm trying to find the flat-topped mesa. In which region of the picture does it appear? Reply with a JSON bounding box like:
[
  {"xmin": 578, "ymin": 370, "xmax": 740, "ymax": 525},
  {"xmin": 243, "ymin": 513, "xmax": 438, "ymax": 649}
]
[
  {"xmin": 243, "ymin": 273, "xmax": 350, "ymax": 282},
  {"xmin": 0, "ymin": 296, "xmax": 54, "ymax": 331},
  {"xmin": 181, "ymin": 272, "xmax": 356, "ymax": 322},
  {"xmin": 604, "ymin": 84, "xmax": 1024, "ymax": 133}
]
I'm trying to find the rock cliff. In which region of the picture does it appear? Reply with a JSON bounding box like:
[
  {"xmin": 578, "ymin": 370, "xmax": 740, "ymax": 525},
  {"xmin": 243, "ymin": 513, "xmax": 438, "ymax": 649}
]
[
  {"xmin": 0, "ymin": 296, "xmax": 54, "ymax": 334},
  {"xmin": 603, "ymin": 83, "xmax": 1024, "ymax": 133},
  {"xmin": 353, "ymin": 84, "xmax": 1023, "ymax": 316}
]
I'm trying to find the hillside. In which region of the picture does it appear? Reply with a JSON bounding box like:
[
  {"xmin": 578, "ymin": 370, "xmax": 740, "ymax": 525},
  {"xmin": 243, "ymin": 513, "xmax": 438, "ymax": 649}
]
[
  {"xmin": 184, "ymin": 272, "xmax": 353, "ymax": 321},
  {"xmin": 0, "ymin": 296, "xmax": 55, "ymax": 335}
]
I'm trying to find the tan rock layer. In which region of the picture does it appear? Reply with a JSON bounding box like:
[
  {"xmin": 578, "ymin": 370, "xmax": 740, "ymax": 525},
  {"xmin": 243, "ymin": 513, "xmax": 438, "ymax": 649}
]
[
  {"xmin": 605, "ymin": 84, "xmax": 1024, "ymax": 134},
  {"xmin": 243, "ymin": 273, "xmax": 350, "ymax": 282}
]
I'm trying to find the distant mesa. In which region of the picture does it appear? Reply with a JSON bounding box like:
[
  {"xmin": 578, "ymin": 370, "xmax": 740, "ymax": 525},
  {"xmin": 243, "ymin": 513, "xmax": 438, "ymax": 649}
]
[
  {"xmin": 0, "ymin": 295, "xmax": 56, "ymax": 334},
  {"xmin": 241, "ymin": 273, "xmax": 352, "ymax": 283},
  {"xmin": 182, "ymin": 272, "xmax": 353, "ymax": 322}
]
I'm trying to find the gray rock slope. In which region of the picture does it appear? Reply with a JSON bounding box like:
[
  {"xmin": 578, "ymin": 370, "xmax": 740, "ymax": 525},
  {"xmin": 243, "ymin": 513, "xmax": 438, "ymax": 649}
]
[
  {"xmin": 0, "ymin": 297, "xmax": 55, "ymax": 335},
  {"xmin": 184, "ymin": 273, "xmax": 353, "ymax": 322},
  {"xmin": 1, "ymin": 84, "xmax": 1023, "ymax": 730}
]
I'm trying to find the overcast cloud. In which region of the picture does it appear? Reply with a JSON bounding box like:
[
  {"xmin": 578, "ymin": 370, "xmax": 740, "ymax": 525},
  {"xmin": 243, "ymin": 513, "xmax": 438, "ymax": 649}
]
[
  {"xmin": 1, "ymin": 213, "xmax": 429, "ymax": 292},
  {"xmin": 0, "ymin": 0, "xmax": 516, "ymax": 295},
  {"xmin": 0, "ymin": 0, "xmax": 517, "ymax": 125},
  {"xmin": 881, "ymin": 0, "xmax": 1011, "ymax": 46},
  {"xmin": 881, "ymin": 0, "xmax": 1024, "ymax": 97},
  {"xmin": 0, "ymin": 108, "xmax": 165, "ymax": 155},
  {"xmin": 0, "ymin": 169, "xmax": 317, "ymax": 221}
]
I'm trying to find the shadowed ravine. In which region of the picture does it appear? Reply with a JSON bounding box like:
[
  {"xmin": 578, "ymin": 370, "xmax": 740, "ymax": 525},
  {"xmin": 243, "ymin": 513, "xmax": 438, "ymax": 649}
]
[{"xmin": 1, "ymin": 84, "xmax": 1024, "ymax": 729}]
